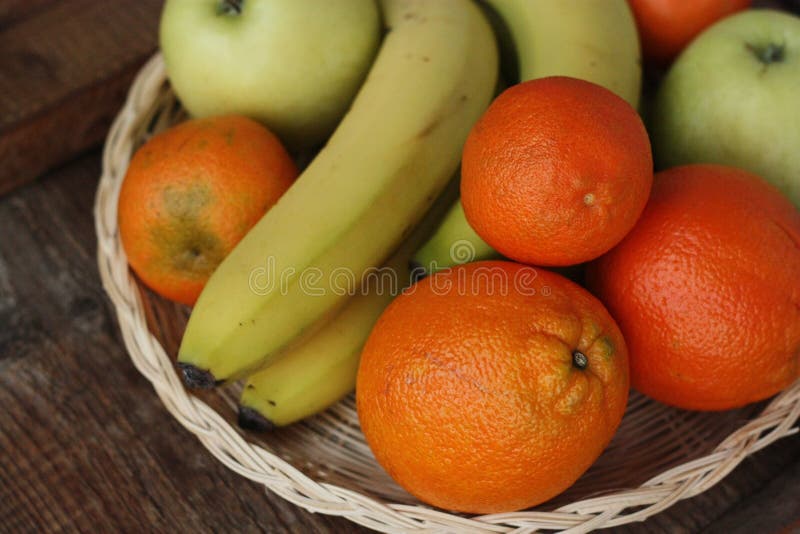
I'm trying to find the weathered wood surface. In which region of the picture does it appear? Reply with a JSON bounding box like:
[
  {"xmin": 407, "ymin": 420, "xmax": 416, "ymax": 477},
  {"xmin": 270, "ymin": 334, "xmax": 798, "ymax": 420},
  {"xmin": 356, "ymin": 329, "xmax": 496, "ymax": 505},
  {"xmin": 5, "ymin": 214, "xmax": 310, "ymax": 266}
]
[
  {"xmin": 0, "ymin": 0, "xmax": 161, "ymax": 196},
  {"xmin": 0, "ymin": 153, "xmax": 797, "ymax": 533},
  {"xmin": 1, "ymin": 0, "xmax": 800, "ymax": 530}
]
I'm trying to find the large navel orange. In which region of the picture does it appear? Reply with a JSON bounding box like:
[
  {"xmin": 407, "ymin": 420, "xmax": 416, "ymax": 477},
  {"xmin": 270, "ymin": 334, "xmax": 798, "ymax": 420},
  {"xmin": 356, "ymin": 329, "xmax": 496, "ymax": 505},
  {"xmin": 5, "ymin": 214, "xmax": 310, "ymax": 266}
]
[
  {"xmin": 118, "ymin": 115, "xmax": 297, "ymax": 305},
  {"xmin": 460, "ymin": 76, "xmax": 653, "ymax": 267},
  {"xmin": 587, "ymin": 164, "xmax": 800, "ymax": 411},
  {"xmin": 356, "ymin": 261, "xmax": 630, "ymax": 514}
]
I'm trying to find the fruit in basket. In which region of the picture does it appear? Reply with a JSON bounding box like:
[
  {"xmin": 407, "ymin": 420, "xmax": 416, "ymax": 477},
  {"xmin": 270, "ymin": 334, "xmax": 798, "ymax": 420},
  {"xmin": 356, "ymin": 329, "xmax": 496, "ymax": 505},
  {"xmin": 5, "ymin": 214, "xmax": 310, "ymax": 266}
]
[
  {"xmin": 461, "ymin": 77, "xmax": 653, "ymax": 267},
  {"xmin": 159, "ymin": 0, "xmax": 380, "ymax": 149},
  {"xmin": 176, "ymin": 0, "xmax": 498, "ymax": 388},
  {"xmin": 356, "ymin": 261, "xmax": 629, "ymax": 514},
  {"xmin": 117, "ymin": 115, "xmax": 296, "ymax": 306},
  {"xmin": 651, "ymin": 9, "xmax": 800, "ymax": 207},
  {"xmin": 627, "ymin": 0, "xmax": 751, "ymax": 65},
  {"xmin": 411, "ymin": 0, "xmax": 642, "ymax": 275},
  {"xmin": 587, "ymin": 164, "xmax": 800, "ymax": 411},
  {"xmin": 410, "ymin": 199, "xmax": 499, "ymax": 275},
  {"xmin": 237, "ymin": 178, "xmax": 460, "ymax": 430}
]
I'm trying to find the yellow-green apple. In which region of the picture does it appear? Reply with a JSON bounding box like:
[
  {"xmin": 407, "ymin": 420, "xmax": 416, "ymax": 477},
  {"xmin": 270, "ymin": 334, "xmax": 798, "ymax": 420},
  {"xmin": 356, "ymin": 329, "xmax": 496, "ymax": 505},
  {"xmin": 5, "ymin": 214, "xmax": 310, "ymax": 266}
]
[
  {"xmin": 160, "ymin": 0, "xmax": 380, "ymax": 149},
  {"xmin": 651, "ymin": 9, "xmax": 800, "ymax": 206}
]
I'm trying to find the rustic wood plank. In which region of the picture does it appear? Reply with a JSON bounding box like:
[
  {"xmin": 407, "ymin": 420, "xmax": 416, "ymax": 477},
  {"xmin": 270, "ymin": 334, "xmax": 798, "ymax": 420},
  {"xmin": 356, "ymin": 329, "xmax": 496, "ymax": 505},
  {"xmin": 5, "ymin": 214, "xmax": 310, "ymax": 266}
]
[
  {"xmin": 0, "ymin": 0, "xmax": 161, "ymax": 196},
  {"xmin": 0, "ymin": 0, "xmax": 57, "ymax": 28},
  {"xmin": 705, "ymin": 454, "xmax": 800, "ymax": 534}
]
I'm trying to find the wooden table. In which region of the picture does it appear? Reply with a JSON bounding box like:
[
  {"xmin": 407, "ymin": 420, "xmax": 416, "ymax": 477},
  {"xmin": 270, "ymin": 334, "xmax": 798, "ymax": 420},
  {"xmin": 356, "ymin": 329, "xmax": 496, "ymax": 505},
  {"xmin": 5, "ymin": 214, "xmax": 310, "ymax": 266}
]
[{"xmin": 1, "ymin": 2, "xmax": 799, "ymax": 533}]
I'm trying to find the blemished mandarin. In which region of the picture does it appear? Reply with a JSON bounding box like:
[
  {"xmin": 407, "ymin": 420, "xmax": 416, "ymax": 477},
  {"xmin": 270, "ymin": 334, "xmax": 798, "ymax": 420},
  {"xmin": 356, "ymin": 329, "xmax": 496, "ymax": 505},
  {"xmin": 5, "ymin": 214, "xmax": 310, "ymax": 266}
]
[{"xmin": 118, "ymin": 115, "xmax": 297, "ymax": 305}]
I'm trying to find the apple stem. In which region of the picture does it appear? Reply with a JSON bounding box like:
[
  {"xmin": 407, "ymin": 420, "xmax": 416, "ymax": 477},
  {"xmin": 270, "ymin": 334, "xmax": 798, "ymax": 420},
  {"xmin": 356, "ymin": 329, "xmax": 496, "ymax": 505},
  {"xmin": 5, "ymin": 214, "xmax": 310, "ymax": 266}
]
[
  {"xmin": 746, "ymin": 42, "xmax": 785, "ymax": 65},
  {"xmin": 217, "ymin": 0, "xmax": 243, "ymax": 16}
]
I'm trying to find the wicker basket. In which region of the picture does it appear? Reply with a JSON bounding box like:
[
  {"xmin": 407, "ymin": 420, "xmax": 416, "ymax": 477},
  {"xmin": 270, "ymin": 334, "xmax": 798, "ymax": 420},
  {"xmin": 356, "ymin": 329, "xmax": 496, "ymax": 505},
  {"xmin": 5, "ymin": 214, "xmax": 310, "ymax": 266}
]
[{"xmin": 95, "ymin": 54, "xmax": 800, "ymax": 533}]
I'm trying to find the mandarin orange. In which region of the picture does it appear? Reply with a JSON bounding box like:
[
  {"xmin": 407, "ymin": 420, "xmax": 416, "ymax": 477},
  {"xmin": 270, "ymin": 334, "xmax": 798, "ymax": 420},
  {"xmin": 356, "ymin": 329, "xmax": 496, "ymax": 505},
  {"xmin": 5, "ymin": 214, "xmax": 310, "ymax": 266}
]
[
  {"xmin": 587, "ymin": 164, "xmax": 800, "ymax": 410},
  {"xmin": 461, "ymin": 77, "xmax": 652, "ymax": 267},
  {"xmin": 118, "ymin": 115, "xmax": 297, "ymax": 305},
  {"xmin": 357, "ymin": 261, "xmax": 629, "ymax": 513},
  {"xmin": 628, "ymin": 0, "xmax": 751, "ymax": 65}
]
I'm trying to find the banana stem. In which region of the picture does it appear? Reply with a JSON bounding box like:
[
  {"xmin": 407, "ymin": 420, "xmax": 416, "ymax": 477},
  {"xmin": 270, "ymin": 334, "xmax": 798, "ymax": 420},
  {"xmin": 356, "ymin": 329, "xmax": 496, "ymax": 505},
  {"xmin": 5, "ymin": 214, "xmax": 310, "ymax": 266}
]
[{"xmin": 217, "ymin": 0, "xmax": 243, "ymax": 16}]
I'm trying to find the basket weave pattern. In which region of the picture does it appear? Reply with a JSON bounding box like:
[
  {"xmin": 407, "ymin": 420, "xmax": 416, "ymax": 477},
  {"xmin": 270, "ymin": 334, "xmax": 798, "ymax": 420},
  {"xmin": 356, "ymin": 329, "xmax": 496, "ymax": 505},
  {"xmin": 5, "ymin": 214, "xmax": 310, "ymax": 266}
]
[{"xmin": 95, "ymin": 54, "xmax": 800, "ymax": 533}]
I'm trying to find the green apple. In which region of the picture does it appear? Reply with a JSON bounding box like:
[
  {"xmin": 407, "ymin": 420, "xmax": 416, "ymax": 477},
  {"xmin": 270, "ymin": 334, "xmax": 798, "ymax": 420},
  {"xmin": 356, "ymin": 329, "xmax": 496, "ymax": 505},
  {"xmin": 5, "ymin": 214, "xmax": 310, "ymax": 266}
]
[
  {"xmin": 651, "ymin": 9, "xmax": 800, "ymax": 207},
  {"xmin": 160, "ymin": 0, "xmax": 380, "ymax": 149}
]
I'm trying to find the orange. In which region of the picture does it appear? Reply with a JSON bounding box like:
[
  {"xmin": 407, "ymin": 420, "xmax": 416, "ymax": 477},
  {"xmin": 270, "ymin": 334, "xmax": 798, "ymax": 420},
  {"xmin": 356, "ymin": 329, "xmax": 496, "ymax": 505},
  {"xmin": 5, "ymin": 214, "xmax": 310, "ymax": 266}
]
[
  {"xmin": 587, "ymin": 164, "xmax": 800, "ymax": 411},
  {"xmin": 628, "ymin": 0, "xmax": 751, "ymax": 65},
  {"xmin": 356, "ymin": 261, "xmax": 629, "ymax": 514},
  {"xmin": 118, "ymin": 115, "xmax": 297, "ymax": 306},
  {"xmin": 461, "ymin": 77, "xmax": 652, "ymax": 267}
]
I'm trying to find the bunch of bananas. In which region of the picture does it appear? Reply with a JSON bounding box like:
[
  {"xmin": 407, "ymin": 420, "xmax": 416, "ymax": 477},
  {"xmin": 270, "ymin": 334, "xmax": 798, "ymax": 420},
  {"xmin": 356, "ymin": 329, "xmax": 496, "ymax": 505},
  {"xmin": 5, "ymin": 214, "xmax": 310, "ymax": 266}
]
[{"xmin": 177, "ymin": 0, "xmax": 642, "ymax": 430}]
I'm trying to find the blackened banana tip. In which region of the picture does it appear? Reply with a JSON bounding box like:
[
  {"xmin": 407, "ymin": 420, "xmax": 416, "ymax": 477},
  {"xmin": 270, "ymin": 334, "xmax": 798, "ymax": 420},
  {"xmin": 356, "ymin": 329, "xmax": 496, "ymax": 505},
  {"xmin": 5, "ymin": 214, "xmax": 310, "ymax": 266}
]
[
  {"xmin": 237, "ymin": 406, "xmax": 276, "ymax": 432},
  {"xmin": 408, "ymin": 259, "xmax": 428, "ymax": 284},
  {"xmin": 178, "ymin": 362, "xmax": 218, "ymax": 389}
]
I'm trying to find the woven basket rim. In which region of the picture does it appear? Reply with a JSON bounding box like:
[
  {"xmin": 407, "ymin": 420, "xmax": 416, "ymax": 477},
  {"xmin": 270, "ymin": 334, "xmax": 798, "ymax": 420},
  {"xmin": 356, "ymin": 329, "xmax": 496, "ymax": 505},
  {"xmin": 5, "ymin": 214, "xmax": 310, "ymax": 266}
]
[{"xmin": 94, "ymin": 53, "xmax": 800, "ymax": 533}]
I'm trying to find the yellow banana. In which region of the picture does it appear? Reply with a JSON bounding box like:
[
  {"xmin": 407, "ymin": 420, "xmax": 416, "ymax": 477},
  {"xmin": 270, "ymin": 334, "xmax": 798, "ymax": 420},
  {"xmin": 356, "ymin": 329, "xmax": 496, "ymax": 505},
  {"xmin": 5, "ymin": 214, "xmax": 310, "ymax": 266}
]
[
  {"xmin": 177, "ymin": 0, "xmax": 498, "ymax": 386},
  {"xmin": 238, "ymin": 178, "xmax": 460, "ymax": 430}
]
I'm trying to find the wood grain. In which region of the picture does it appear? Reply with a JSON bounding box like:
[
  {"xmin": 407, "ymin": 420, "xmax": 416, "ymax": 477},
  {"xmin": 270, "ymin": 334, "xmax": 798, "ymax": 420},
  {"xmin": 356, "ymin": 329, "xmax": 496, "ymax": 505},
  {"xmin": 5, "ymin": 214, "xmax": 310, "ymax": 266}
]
[
  {"xmin": 0, "ymin": 152, "xmax": 797, "ymax": 533},
  {"xmin": 0, "ymin": 0, "xmax": 161, "ymax": 196},
  {"xmin": 0, "ymin": 0, "xmax": 58, "ymax": 28}
]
